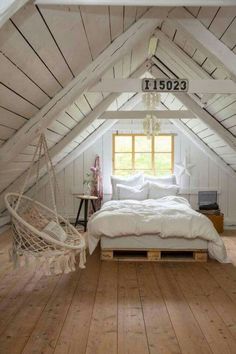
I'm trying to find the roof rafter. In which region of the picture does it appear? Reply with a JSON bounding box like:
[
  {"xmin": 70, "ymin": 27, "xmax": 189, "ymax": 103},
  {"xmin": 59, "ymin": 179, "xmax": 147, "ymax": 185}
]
[
  {"xmin": 0, "ymin": 6, "xmax": 170, "ymax": 167},
  {"xmin": 167, "ymin": 7, "xmax": 236, "ymax": 81}
]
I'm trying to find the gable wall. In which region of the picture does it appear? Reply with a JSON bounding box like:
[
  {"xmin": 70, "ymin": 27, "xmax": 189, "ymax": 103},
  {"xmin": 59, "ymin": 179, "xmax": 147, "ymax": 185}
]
[{"xmin": 36, "ymin": 120, "xmax": 236, "ymax": 225}]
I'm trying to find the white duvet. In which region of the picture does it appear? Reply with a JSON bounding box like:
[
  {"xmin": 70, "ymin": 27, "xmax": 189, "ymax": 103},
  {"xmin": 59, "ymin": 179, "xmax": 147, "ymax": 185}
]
[{"xmin": 87, "ymin": 196, "xmax": 227, "ymax": 262}]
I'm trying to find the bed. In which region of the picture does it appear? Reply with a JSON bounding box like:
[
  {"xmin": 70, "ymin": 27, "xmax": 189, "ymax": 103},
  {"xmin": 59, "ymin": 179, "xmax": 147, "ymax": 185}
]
[{"xmin": 87, "ymin": 174, "xmax": 227, "ymax": 263}]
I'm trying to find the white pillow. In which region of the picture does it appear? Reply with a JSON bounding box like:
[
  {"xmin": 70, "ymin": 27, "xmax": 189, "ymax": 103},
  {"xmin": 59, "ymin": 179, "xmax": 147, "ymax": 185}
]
[
  {"xmin": 144, "ymin": 174, "xmax": 176, "ymax": 186},
  {"xmin": 43, "ymin": 220, "xmax": 67, "ymax": 242},
  {"xmin": 148, "ymin": 182, "xmax": 179, "ymax": 199},
  {"xmin": 117, "ymin": 182, "xmax": 148, "ymax": 201},
  {"xmin": 111, "ymin": 173, "xmax": 144, "ymax": 199}
]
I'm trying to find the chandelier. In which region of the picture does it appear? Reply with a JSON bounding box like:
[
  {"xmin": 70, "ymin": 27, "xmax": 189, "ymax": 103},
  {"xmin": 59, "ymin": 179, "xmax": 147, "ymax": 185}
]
[{"xmin": 142, "ymin": 92, "xmax": 161, "ymax": 139}]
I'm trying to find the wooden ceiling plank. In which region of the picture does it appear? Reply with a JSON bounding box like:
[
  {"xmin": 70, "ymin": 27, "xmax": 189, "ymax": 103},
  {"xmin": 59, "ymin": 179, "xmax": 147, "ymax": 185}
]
[
  {"xmin": 0, "ymin": 107, "xmax": 27, "ymax": 130},
  {"xmin": 0, "ymin": 0, "xmax": 29, "ymax": 29},
  {"xmin": 84, "ymin": 92, "xmax": 104, "ymax": 109},
  {"xmin": 197, "ymin": 6, "xmax": 220, "ymax": 28},
  {"xmin": 80, "ymin": 5, "xmax": 111, "ymax": 59},
  {"xmin": 11, "ymin": 2, "xmax": 74, "ymax": 87},
  {"xmin": 0, "ymin": 53, "xmax": 49, "ymax": 108},
  {"xmin": 56, "ymin": 112, "xmax": 78, "ymax": 130},
  {"xmin": 0, "ymin": 125, "xmax": 15, "ymax": 141},
  {"xmin": 209, "ymin": 6, "xmax": 236, "ymax": 39},
  {"xmin": 124, "ymin": 6, "xmax": 136, "ymax": 31},
  {"xmin": 136, "ymin": 6, "xmax": 149, "ymax": 20},
  {"xmin": 221, "ymin": 18, "xmax": 236, "ymax": 50},
  {"xmin": 0, "ymin": 84, "xmax": 38, "ymax": 119},
  {"xmin": 130, "ymin": 33, "xmax": 149, "ymax": 73},
  {"xmin": 185, "ymin": 7, "xmax": 200, "ymax": 17},
  {"xmin": 75, "ymin": 95, "xmax": 91, "ymax": 116},
  {"xmin": 155, "ymin": 29, "xmax": 209, "ymax": 79},
  {"xmin": 168, "ymin": 7, "xmax": 236, "ymax": 80},
  {"xmin": 38, "ymin": 4, "xmax": 92, "ymax": 76},
  {"xmin": 65, "ymin": 105, "xmax": 84, "ymax": 123},
  {"xmin": 0, "ymin": 21, "xmax": 61, "ymax": 97},
  {"xmin": 109, "ymin": 5, "xmax": 123, "ymax": 41},
  {"xmin": 48, "ymin": 120, "xmax": 71, "ymax": 136}
]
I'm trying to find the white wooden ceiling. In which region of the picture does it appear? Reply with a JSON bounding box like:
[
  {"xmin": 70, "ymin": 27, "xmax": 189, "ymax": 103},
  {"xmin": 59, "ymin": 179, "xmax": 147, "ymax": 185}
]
[{"xmin": 0, "ymin": 2, "xmax": 236, "ymax": 212}]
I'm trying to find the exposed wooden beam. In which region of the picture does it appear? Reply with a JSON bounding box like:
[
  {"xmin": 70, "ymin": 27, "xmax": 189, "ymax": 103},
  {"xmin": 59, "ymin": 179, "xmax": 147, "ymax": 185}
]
[
  {"xmin": 90, "ymin": 78, "xmax": 236, "ymax": 94},
  {"xmin": 172, "ymin": 119, "xmax": 236, "ymax": 181},
  {"xmin": 151, "ymin": 60, "xmax": 236, "ymax": 151},
  {"xmin": 0, "ymin": 0, "xmax": 29, "ymax": 28},
  {"xmin": 99, "ymin": 110, "xmax": 196, "ymax": 120},
  {"xmin": 35, "ymin": 0, "xmax": 236, "ymax": 5},
  {"xmin": 168, "ymin": 7, "xmax": 236, "ymax": 81},
  {"xmin": 0, "ymin": 6, "xmax": 168, "ymax": 165}
]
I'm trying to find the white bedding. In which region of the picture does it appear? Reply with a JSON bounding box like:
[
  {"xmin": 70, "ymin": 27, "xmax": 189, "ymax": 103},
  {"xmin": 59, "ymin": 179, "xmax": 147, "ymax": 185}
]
[{"xmin": 87, "ymin": 196, "xmax": 227, "ymax": 262}]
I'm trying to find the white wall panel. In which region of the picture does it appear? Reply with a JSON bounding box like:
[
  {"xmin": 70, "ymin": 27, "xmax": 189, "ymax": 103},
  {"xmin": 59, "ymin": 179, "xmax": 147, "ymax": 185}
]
[{"xmin": 37, "ymin": 121, "xmax": 236, "ymax": 225}]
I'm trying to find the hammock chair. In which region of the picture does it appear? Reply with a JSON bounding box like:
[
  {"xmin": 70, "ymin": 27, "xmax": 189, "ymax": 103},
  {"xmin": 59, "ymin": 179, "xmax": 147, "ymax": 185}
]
[{"xmin": 5, "ymin": 133, "xmax": 86, "ymax": 275}]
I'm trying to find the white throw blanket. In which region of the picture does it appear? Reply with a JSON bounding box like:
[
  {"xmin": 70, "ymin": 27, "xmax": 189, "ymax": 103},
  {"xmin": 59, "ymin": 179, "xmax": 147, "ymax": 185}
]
[{"xmin": 87, "ymin": 196, "xmax": 227, "ymax": 262}]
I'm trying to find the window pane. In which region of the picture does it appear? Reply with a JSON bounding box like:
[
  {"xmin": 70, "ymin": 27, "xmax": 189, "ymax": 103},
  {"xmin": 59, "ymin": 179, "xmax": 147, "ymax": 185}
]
[
  {"xmin": 155, "ymin": 136, "xmax": 172, "ymax": 152},
  {"xmin": 155, "ymin": 170, "xmax": 172, "ymax": 177},
  {"xmin": 155, "ymin": 153, "xmax": 172, "ymax": 170},
  {"xmin": 114, "ymin": 153, "xmax": 132, "ymax": 169},
  {"xmin": 114, "ymin": 170, "xmax": 133, "ymax": 176},
  {"xmin": 134, "ymin": 153, "xmax": 152, "ymax": 169},
  {"xmin": 115, "ymin": 136, "xmax": 132, "ymax": 152},
  {"xmin": 136, "ymin": 170, "xmax": 154, "ymax": 175},
  {"xmin": 134, "ymin": 136, "xmax": 152, "ymax": 152}
]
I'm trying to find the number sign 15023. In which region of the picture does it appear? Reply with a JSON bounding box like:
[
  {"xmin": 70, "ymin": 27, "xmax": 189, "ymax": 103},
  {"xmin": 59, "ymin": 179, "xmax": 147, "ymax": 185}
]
[{"xmin": 142, "ymin": 78, "xmax": 189, "ymax": 92}]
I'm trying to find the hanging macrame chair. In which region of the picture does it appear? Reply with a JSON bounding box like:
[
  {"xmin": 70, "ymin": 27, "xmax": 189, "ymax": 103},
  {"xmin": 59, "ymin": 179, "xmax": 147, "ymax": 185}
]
[{"xmin": 4, "ymin": 133, "xmax": 86, "ymax": 275}]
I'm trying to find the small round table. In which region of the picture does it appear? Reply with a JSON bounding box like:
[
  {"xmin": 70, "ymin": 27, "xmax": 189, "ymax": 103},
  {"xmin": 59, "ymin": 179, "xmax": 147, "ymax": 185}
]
[{"xmin": 73, "ymin": 195, "xmax": 98, "ymax": 231}]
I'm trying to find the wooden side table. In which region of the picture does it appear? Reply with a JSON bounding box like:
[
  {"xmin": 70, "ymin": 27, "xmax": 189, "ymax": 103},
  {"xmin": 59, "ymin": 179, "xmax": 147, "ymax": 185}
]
[
  {"xmin": 198, "ymin": 211, "xmax": 224, "ymax": 234},
  {"xmin": 73, "ymin": 195, "xmax": 98, "ymax": 231}
]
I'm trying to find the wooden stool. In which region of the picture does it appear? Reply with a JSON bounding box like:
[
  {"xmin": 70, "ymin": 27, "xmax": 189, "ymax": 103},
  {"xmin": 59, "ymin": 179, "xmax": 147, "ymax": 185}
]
[{"xmin": 74, "ymin": 195, "xmax": 98, "ymax": 231}]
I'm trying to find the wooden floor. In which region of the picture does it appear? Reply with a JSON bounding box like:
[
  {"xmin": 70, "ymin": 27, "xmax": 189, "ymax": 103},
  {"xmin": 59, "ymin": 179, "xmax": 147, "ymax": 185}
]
[{"xmin": 1, "ymin": 231, "xmax": 236, "ymax": 354}]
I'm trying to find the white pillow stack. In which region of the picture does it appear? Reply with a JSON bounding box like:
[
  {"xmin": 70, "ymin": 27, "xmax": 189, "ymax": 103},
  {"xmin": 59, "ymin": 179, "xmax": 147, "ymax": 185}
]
[
  {"xmin": 111, "ymin": 173, "xmax": 179, "ymax": 201},
  {"xmin": 148, "ymin": 182, "xmax": 179, "ymax": 199},
  {"xmin": 111, "ymin": 173, "xmax": 144, "ymax": 199},
  {"xmin": 144, "ymin": 174, "xmax": 177, "ymax": 185},
  {"xmin": 116, "ymin": 182, "xmax": 149, "ymax": 200}
]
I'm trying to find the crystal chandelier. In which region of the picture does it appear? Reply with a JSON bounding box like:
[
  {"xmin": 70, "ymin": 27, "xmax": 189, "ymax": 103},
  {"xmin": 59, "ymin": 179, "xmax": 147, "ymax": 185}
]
[{"xmin": 142, "ymin": 92, "xmax": 161, "ymax": 139}]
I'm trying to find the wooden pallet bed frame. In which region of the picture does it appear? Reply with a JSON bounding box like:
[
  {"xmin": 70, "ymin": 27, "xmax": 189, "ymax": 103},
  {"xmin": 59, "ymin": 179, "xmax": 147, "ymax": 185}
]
[{"xmin": 101, "ymin": 248, "xmax": 208, "ymax": 262}]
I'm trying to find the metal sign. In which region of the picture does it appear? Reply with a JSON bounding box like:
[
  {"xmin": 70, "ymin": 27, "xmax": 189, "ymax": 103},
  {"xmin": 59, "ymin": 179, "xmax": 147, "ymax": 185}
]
[{"xmin": 142, "ymin": 78, "xmax": 189, "ymax": 92}]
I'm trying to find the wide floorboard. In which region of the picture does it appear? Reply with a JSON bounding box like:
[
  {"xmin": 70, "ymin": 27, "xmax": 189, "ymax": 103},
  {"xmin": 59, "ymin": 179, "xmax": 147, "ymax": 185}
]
[{"xmin": 0, "ymin": 230, "xmax": 236, "ymax": 354}]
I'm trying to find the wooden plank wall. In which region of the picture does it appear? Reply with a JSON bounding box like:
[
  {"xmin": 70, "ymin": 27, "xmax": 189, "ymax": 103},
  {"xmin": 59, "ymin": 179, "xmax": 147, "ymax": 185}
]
[{"xmin": 36, "ymin": 120, "xmax": 236, "ymax": 225}]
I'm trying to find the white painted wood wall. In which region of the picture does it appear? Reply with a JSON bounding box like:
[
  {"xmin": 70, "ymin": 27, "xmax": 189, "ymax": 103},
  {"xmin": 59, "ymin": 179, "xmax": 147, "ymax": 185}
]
[{"xmin": 36, "ymin": 120, "xmax": 236, "ymax": 225}]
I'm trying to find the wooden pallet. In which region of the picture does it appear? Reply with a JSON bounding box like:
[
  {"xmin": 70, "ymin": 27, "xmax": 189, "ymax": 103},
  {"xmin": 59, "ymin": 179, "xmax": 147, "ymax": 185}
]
[{"xmin": 101, "ymin": 248, "xmax": 208, "ymax": 262}]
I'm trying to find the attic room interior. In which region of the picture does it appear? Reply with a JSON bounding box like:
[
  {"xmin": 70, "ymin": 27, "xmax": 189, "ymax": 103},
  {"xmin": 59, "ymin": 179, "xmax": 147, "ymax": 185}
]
[{"xmin": 1, "ymin": 0, "xmax": 236, "ymax": 353}]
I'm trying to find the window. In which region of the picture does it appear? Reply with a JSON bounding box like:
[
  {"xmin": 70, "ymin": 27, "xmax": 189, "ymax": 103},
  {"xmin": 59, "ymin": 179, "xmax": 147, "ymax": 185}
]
[{"xmin": 113, "ymin": 134, "xmax": 174, "ymax": 176}]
